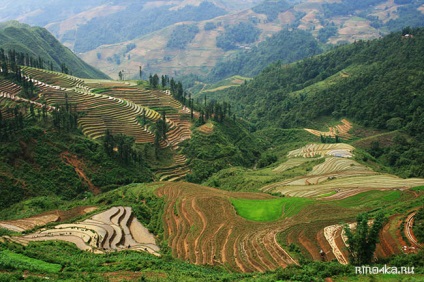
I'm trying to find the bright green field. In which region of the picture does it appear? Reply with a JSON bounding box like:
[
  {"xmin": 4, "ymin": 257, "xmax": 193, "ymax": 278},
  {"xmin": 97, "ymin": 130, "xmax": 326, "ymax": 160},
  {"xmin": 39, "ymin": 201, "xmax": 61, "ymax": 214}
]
[
  {"xmin": 412, "ymin": 185, "xmax": 424, "ymax": 191},
  {"xmin": 231, "ymin": 197, "xmax": 313, "ymax": 222},
  {"xmin": 0, "ymin": 250, "xmax": 62, "ymax": 273}
]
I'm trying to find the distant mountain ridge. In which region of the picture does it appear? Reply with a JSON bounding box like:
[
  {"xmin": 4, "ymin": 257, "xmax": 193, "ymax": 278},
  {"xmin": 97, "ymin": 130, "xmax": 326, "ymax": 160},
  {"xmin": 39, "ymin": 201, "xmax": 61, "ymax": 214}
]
[
  {"xmin": 1, "ymin": 0, "xmax": 424, "ymax": 79},
  {"xmin": 0, "ymin": 21, "xmax": 108, "ymax": 79}
]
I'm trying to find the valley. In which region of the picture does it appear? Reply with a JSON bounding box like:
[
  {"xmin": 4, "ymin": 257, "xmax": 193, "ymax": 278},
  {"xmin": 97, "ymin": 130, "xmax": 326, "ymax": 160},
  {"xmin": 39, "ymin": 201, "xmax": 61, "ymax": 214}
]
[{"xmin": 1, "ymin": 1, "xmax": 424, "ymax": 281}]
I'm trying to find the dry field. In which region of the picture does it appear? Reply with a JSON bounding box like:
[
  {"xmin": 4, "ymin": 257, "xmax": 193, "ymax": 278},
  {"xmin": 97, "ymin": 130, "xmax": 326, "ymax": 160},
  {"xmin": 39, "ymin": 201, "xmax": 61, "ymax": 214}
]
[
  {"xmin": 5, "ymin": 207, "xmax": 160, "ymax": 256},
  {"xmin": 263, "ymin": 143, "xmax": 424, "ymax": 198},
  {"xmin": 304, "ymin": 119, "xmax": 352, "ymax": 139}
]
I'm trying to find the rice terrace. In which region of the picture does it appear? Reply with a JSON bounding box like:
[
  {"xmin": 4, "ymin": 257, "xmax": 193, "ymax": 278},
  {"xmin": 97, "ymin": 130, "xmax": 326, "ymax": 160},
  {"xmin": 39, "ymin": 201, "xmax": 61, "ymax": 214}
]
[
  {"xmin": 1, "ymin": 66, "xmax": 424, "ymax": 280},
  {"xmin": 2, "ymin": 4, "xmax": 424, "ymax": 280}
]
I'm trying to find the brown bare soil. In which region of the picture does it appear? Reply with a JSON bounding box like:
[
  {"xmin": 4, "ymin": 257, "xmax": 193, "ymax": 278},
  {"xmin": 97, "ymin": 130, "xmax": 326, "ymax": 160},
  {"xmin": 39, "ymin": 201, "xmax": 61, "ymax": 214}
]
[
  {"xmin": 61, "ymin": 151, "xmax": 101, "ymax": 195},
  {"xmin": 197, "ymin": 122, "xmax": 214, "ymax": 135},
  {"xmin": 304, "ymin": 119, "xmax": 352, "ymax": 139},
  {"xmin": 156, "ymin": 182, "xmax": 299, "ymax": 272},
  {"xmin": 5, "ymin": 207, "xmax": 160, "ymax": 255},
  {"xmin": 0, "ymin": 206, "xmax": 97, "ymax": 232}
]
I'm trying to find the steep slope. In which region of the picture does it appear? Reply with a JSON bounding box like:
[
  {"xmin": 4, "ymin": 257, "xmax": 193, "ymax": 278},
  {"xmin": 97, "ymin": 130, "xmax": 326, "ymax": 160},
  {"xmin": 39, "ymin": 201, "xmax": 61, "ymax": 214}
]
[
  {"xmin": 214, "ymin": 27, "xmax": 424, "ymax": 178},
  {"xmin": 0, "ymin": 21, "xmax": 108, "ymax": 79}
]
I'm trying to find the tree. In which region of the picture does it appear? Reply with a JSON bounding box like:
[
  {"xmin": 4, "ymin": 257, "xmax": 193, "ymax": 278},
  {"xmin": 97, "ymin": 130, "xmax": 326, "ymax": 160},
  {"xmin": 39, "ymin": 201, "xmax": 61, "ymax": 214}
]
[{"xmin": 344, "ymin": 212, "xmax": 386, "ymax": 265}]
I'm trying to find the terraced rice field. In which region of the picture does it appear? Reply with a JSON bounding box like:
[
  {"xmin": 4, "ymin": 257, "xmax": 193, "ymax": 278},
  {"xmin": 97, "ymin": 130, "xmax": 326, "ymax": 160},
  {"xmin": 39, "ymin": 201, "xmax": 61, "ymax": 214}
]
[
  {"xmin": 17, "ymin": 67, "xmax": 193, "ymax": 148},
  {"xmin": 263, "ymin": 143, "xmax": 424, "ymax": 198},
  {"xmin": 0, "ymin": 206, "xmax": 97, "ymax": 232},
  {"xmin": 154, "ymin": 154, "xmax": 191, "ymax": 182},
  {"xmin": 305, "ymin": 119, "xmax": 352, "ymax": 139},
  {"xmin": 157, "ymin": 182, "xmax": 304, "ymax": 272},
  {"xmin": 5, "ymin": 206, "xmax": 160, "ymax": 256}
]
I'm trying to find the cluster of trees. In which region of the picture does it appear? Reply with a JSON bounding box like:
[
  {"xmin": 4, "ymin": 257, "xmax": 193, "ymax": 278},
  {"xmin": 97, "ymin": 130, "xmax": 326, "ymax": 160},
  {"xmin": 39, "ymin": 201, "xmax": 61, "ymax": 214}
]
[
  {"xmin": 344, "ymin": 213, "xmax": 385, "ymax": 265},
  {"xmin": 197, "ymin": 98, "xmax": 232, "ymax": 125},
  {"xmin": 320, "ymin": 134, "xmax": 341, "ymax": 143},
  {"xmin": 166, "ymin": 24, "xmax": 200, "ymax": 49},
  {"xmin": 0, "ymin": 47, "xmax": 72, "ymax": 77},
  {"xmin": 51, "ymin": 105, "xmax": 78, "ymax": 133},
  {"xmin": 216, "ymin": 27, "xmax": 424, "ymax": 177},
  {"xmin": 148, "ymin": 74, "xmax": 170, "ymax": 89},
  {"xmin": 216, "ymin": 22, "xmax": 260, "ymax": 51},
  {"xmin": 0, "ymin": 48, "xmax": 49, "ymax": 71},
  {"xmin": 0, "ymin": 106, "xmax": 24, "ymax": 141},
  {"xmin": 103, "ymin": 130, "xmax": 144, "ymax": 165},
  {"xmin": 317, "ymin": 24, "xmax": 338, "ymax": 43}
]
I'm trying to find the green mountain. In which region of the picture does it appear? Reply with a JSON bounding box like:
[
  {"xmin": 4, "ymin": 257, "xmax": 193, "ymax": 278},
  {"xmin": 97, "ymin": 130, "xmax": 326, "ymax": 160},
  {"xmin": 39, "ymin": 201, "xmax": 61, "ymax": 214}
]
[
  {"xmin": 207, "ymin": 28, "xmax": 323, "ymax": 82},
  {"xmin": 0, "ymin": 21, "xmax": 108, "ymax": 79},
  {"xmin": 213, "ymin": 27, "xmax": 424, "ymax": 177}
]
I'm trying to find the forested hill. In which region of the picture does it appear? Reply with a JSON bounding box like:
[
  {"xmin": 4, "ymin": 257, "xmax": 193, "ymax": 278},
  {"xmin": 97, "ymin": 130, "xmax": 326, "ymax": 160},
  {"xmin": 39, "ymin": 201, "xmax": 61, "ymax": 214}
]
[
  {"xmin": 207, "ymin": 29, "xmax": 322, "ymax": 82},
  {"xmin": 225, "ymin": 27, "xmax": 424, "ymax": 140},
  {"xmin": 0, "ymin": 21, "xmax": 108, "ymax": 79}
]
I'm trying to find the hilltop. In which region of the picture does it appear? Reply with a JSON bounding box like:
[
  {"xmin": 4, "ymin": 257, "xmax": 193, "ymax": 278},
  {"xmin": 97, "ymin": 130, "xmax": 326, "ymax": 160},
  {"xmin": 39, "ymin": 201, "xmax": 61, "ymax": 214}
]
[
  {"xmin": 0, "ymin": 21, "xmax": 108, "ymax": 79},
  {"xmin": 209, "ymin": 27, "xmax": 424, "ymax": 178}
]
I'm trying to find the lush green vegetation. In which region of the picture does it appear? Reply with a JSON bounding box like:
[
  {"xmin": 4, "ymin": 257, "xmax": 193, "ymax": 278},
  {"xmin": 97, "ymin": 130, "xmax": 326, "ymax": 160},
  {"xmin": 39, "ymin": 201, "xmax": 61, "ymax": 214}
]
[
  {"xmin": 344, "ymin": 212, "xmax": 386, "ymax": 265},
  {"xmin": 0, "ymin": 96, "xmax": 153, "ymax": 208},
  {"xmin": 317, "ymin": 24, "xmax": 338, "ymax": 43},
  {"xmin": 181, "ymin": 119, "xmax": 265, "ymax": 183},
  {"xmin": 208, "ymin": 28, "xmax": 322, "ymax": 82},
  {"xmin": 213, "ymin": 27, "xmax": 424, "ymax": 177},
  {"xmin": 216, "ymin": 22, "xmax": 260, "ymax": 51},
  {"xmin": 232, "ymin": 197, "xmax": 313, "ymax": 222},
  {"xmin": 0, "ymin": 21, "xmax": 108, "ymax": 78},
  {"xmin": 0, "ymin": 249, "xmax": 62, "ymax": 273},
  {"xmin": 166, "ymin": 24, "xmax": 200, "ymax": 49}
]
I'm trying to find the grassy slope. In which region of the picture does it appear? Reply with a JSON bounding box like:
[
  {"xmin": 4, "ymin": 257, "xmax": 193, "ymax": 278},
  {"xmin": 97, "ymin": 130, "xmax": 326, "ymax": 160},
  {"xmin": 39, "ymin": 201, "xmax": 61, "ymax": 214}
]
[{"xmin": 0, "ymin": 21, "xmax": 108, "ymax": 79}]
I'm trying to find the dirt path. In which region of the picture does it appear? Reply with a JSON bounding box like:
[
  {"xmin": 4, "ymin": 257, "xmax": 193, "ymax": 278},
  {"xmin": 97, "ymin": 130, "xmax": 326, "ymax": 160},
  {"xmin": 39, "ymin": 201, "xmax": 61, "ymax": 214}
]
[
  {"xmin": 405, "ymin": 212, "xmax": 421, "ymax": 248},
  {"xmin": 61, "ymin": 151, "xmax": 101, "ymax": 195}
]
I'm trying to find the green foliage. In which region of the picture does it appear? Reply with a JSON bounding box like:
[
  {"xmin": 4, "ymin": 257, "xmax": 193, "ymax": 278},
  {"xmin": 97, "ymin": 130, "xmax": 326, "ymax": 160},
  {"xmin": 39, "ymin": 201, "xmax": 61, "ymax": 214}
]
[
  {"xmin": 0, "ymin": 249, "xmax": 62, "ymax": 273},
  {"xmin": 0, "ymin": 117, "xmax": 152, "ymax": 209},
  {"xmin": 167, "ymin": 24, "xmax": 200, "ymax": 49},
  {"xmin": 182, "ymin": 119, "xmax": 264, "ymax": 183},
  {"xmin": 0, "ymin": 21, "xmax": 108, "ymax": 79},
  {"xmin": 216, "ymin": 22, "xmax": 260, "ymax": 51},
  {"xmin": 317, "ymin": 24, "xmax": 338, "ymax": 43},
  {"xmin": 209, "ymin": 28, "xmax": 322, "ymax": 81},
  {"xmin": 257, "ymin": 153, "xmax": 278, "ymax": 168},
  {"xmin": 231, "ymin": 197, "xmax": 313, "ymax": 221},
  {"xmin": 344, "ymin": 212, "xmax": 386, "ymax": 265}
]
